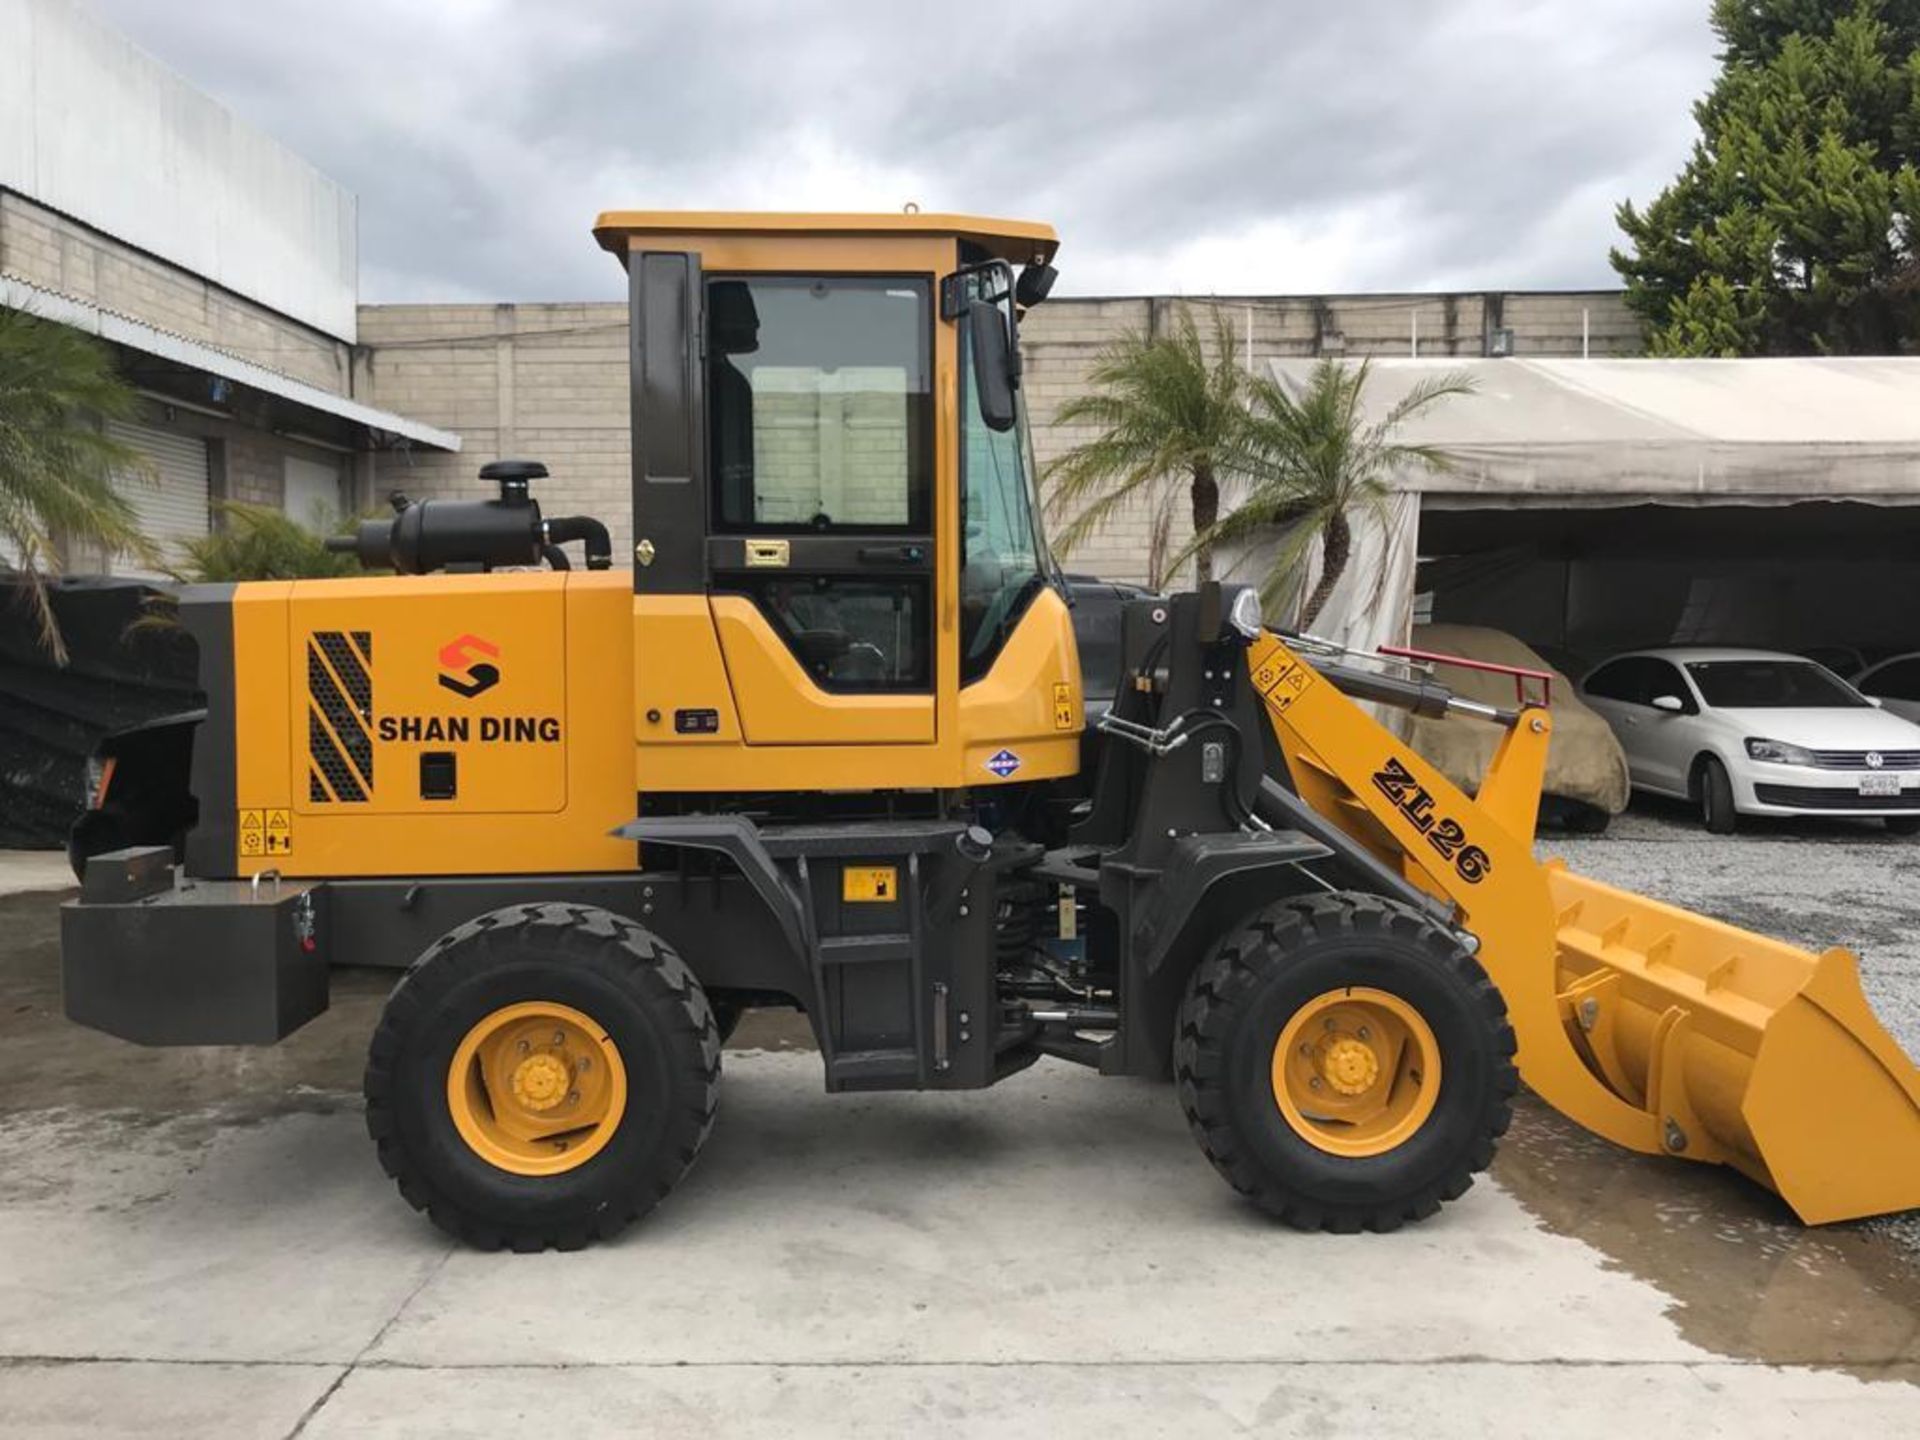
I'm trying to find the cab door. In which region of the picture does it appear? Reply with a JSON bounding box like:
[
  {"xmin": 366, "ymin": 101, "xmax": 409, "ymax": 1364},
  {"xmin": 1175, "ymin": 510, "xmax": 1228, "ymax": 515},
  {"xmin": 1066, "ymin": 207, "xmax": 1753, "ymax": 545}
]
[{"xmin": 701, "ymin": 273, "xmax": 937, "ymax": 744}]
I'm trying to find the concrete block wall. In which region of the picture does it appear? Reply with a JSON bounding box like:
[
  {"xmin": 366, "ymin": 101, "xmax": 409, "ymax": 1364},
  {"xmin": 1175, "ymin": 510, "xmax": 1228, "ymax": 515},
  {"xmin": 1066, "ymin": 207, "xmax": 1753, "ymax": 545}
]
[
  {"xmin": 0, "ymin": 192, "xmax": 353, "ymax": 393},
  {"xmin": 354, "ymin": 302, "xmax": 630, "ymax": 534},
  {"xmin": 357, "ymin": 288, "xmax": 1640, "ymax": 586}
]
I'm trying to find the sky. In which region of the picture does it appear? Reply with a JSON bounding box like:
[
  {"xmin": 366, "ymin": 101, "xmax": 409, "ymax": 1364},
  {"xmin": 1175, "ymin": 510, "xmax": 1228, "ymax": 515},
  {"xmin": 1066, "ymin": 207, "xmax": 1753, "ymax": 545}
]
[{"xmin": 89, "ymin": 0, "xmax": 1720, "ymax": 304}]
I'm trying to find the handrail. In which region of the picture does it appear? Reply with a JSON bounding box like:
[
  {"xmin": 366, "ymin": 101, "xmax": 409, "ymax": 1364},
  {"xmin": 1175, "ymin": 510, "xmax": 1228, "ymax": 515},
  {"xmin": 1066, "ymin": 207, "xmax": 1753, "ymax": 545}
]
[{"xmin": 1378, "ymin": 644, "xmax": 1554, "ymax": 708}]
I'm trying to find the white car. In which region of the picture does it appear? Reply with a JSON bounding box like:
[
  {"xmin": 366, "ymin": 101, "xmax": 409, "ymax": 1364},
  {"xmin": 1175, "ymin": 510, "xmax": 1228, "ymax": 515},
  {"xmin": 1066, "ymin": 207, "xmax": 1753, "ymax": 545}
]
[
  {"xmin": 1579, "ymin": 648, "xmax": 1920, "ymax": 835},
  {"xmin": 1855, "ymin": 652, "xmax": 1920, "ymax": 727}
]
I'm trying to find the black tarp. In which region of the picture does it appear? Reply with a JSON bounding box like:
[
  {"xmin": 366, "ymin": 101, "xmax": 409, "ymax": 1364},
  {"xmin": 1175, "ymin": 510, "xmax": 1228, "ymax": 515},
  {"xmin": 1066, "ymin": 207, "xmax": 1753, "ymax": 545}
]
[
  {"xmin": 0, "ymin": 576, "xmax": 200, "ymax": 848},
  {"xmin": 1418, "ymin": 502, "xmax": 1920, "ymax": 676}
]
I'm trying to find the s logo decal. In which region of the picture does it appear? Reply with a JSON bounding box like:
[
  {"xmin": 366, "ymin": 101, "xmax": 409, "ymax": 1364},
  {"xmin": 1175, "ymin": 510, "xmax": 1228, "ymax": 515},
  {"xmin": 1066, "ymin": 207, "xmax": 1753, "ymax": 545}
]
[{"xmin": 438, "ymin": 634, "xmax": 501, "ymax": 698}]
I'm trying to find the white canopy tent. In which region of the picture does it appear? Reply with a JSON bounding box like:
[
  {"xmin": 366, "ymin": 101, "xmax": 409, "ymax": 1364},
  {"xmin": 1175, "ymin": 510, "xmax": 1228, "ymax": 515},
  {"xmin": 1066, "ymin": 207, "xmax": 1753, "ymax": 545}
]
[{"xmin": 1239, "ymin": 357, "xmax": 1920, "ymax": 658}]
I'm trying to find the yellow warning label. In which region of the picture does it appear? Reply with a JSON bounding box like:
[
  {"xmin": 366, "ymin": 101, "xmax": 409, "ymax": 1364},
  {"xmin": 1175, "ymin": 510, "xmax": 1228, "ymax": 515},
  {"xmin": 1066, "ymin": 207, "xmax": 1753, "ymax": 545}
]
[
  {"xmin": 1255, "ymin": 658, "xmax": 1315, "ymax": 712},
  {"xmin": 238, "ymin": 808, "xmax": 293, "ymax": 858},
  {"xmin": 1052, "ymin": 681, "xmax": 1076, "ymax": 730},
  {"xmin": 842, "ymin": 866, "xmax": 898, "ymax": 903},
  {"xmin": 1253, "ymin": 658, "xmax": 1293, "ymax": 693}
]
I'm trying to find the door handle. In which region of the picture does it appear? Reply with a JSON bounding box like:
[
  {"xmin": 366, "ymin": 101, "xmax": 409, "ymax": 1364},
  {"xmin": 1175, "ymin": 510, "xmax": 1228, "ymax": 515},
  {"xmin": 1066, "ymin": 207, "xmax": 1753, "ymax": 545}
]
[{"xmin": 857, "ymin": 544, "xmax": 927, "ymax": 565}]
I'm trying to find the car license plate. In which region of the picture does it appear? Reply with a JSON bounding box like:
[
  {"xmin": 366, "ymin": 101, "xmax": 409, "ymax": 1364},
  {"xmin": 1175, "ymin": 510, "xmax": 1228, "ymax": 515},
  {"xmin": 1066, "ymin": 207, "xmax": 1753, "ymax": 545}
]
[{"xmin": 1860, "ymin": 773, "xmax": 1903, "ymax": 797}]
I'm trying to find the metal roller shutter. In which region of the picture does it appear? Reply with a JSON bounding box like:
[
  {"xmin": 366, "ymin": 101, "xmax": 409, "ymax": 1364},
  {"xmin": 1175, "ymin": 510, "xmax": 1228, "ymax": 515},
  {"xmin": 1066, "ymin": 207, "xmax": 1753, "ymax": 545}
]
[{"xmin": 108, "ymin": 420, "xmax": 210, "ymax": 578}]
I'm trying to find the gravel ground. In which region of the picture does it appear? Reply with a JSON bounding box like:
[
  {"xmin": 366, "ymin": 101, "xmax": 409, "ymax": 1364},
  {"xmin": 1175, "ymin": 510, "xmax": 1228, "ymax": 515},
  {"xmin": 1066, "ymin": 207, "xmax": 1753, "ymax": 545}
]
[
  {"xmin": 1546, "ymin": 797, "xmax": 1920, "ymax": 1059},
  {"xmin": 1545, "ymin": 795, "xmax": 1920, "ymax": 1258}
]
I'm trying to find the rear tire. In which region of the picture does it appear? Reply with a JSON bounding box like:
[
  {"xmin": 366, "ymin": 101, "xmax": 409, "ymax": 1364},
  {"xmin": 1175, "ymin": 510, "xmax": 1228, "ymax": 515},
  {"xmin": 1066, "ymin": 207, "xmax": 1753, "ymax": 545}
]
[
  {"xmin": 1698, "ymin": 757, "xmax": 1739, "ymax": 835},
  {"xmin": 1174, "ymin": 894, "xmax": 1516, "ymax": 1233},
  {"xmin": 364, "ymin": 903, "xmax": 720, "ymax": 1251},
  {"xmin": 1887, "ymin": 817, "xmax": 1920, "ymax": 837}
]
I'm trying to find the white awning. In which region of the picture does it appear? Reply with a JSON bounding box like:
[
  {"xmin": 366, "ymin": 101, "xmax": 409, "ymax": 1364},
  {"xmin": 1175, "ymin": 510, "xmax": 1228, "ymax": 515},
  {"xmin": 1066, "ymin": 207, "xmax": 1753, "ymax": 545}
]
[
  {"xmin": 3, "ymin": 275, "xmax": 460, "ymax": 452},
  {"xmin": 1266, "ymin": 356, "xmax": 1920, "ymax": 507}
]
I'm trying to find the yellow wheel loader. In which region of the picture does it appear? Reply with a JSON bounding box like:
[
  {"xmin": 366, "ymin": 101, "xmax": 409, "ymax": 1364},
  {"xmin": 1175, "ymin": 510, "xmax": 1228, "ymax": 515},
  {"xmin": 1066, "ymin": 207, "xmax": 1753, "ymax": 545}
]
[{"xmin": 61, "ymin": 213, "xmax": 1920, "ymax": 1250}]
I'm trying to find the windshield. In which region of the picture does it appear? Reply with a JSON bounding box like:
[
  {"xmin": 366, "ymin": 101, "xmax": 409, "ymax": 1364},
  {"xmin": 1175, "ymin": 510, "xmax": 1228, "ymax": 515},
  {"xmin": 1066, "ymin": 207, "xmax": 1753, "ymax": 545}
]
[
  {"xmin": 1685, "ymin": 659, "xmax": 1869, "ymax": 709},
  {"xmin": 958, "ymin": 263, "xmax": 1049, "ymax": 683}
]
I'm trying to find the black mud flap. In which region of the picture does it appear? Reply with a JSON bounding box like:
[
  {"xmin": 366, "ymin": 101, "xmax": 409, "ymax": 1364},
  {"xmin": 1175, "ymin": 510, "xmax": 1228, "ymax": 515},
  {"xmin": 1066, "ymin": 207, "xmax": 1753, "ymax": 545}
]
[{"xmin": 61, "ymin": 847, "xmax": 329, "ymax": 1045}]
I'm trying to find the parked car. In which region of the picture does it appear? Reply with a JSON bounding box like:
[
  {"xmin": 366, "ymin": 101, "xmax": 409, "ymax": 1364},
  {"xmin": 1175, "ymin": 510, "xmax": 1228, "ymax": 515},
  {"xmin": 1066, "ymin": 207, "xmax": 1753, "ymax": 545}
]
[
  {"xmin": 1854, "ymin": 652, "xmax": 1920, "ymax": 727},
  {"xmin": 1580, "ymin": 648, "xmax": 1920, "ymax": 835}
]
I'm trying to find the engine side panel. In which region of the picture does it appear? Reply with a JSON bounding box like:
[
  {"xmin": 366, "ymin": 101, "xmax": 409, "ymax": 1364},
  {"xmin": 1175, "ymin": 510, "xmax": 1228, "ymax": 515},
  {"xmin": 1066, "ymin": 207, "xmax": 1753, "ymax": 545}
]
[{"xmin": 190, "ymin": 571, "xmax": 637, "ymax": 879}]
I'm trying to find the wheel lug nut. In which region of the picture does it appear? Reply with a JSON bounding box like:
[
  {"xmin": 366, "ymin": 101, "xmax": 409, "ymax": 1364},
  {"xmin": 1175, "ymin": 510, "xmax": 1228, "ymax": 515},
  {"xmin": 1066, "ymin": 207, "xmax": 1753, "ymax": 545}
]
[
  {"xmin": 1357, "ymin": 1026, "xmax": 1371, "ymax": 1041},
  {"xmin": 1309, "ymin": 1077, "xmax": 1323, "ymax": 1091},
  {"xmin": 578, "ymin": 1057, "xmax": 592, "ymax": 1073},
  {"xmin": 553, "ymin": 1030, "xmax": 565, "ymax": 1046},
  {"xmin": 516, "ymin": 1039, "xmax": 530, "ymax": 1054},
  {"xmin": 567, "ymin": 1091, "xmax": 580, "ymax": 1105}
]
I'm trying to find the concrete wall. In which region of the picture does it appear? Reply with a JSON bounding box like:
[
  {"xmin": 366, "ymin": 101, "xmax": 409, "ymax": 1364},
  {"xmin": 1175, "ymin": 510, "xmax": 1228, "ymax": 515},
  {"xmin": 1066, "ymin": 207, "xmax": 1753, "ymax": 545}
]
[
  {"xmin": 353, "ymin": 302, "xmax": 629, "ymax": 526},
  {"xmin": 357, "ymin": 290, "xmax": 1639, "ymax": 583},
  {"xmin": 0, "ymin": 193, "xmax": 354, "ymax": 394},
  {"xmin": 0, "ymin": 0, "xmax": 358, "ymax": 340}
]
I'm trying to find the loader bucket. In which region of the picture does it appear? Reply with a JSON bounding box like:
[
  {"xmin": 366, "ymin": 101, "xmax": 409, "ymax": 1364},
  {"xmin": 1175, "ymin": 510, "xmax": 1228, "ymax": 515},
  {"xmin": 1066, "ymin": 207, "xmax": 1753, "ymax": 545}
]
[{"xmin": 1547, "ymin": 864, "xmax": 1920, "ymax": 1224}]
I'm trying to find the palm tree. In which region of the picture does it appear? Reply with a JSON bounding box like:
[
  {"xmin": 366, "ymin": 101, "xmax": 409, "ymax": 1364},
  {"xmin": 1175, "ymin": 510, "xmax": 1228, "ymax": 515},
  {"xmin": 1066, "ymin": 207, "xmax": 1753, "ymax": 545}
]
[
  {"xmin": 1189, "ymin": 358, "xmax": 1474, "ymax": 629},
  {"xmin": 1043, "ymin": 308, "xmax": 1249, "ymax": 587},
  {"xmin": 0, "ymin": 307, "xmax": 154, "ymax": 661}
]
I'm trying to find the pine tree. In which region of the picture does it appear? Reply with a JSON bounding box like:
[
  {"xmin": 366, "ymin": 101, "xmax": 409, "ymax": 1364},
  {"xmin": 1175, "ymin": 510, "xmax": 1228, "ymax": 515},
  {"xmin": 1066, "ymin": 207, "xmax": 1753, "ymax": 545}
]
[{"xmin": 1614, "ymin": 2, "xmax": 1920, "ymax": 354}]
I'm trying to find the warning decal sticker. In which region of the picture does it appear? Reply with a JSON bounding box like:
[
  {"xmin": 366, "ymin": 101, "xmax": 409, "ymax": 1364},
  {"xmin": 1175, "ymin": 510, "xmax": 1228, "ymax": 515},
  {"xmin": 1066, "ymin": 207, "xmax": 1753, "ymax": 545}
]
[
  {"xmin": 1052, "ymin": 681, "xmax": 1076, "ymax": 730},
  {"xmin": 239, "ymin": 808, "xmax": 293, "ymax": 857}
]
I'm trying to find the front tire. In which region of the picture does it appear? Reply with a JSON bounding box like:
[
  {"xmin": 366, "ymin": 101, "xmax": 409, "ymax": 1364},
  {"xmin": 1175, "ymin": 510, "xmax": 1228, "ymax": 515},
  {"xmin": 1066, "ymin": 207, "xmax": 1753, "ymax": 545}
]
[
  {"xmin": 1698, "ymin": 757, "xmax": 1739, "ymax": 835},
  {"xmin": 1175, "ymin": 894, "xmax": 1516, "ymax": 1233},
  {"xmin": 364, "ymin": 903, "xmax": 720, "ymax": 1251},
  {"xmin": 1887, "ymin": 816, "xmax": 1920, "ymax": 837}
]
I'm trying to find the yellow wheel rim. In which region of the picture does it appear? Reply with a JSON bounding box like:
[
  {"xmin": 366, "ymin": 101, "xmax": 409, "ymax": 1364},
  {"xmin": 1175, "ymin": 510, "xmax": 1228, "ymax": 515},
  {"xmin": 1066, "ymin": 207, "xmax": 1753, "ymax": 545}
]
[
  {"xmin": 446, "ymin": 1001, "xmax": 628, "ymax": 1176},
  {"xmin": 1271, "ymin": 987, "xmax": 1442, "ymax": 1158}
]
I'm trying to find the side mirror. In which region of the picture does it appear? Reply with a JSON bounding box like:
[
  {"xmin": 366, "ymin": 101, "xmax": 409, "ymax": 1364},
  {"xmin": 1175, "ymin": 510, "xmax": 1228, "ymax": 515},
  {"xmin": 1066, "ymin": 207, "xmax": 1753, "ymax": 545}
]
[
  {"xmin": 1651, "ymin": 694, "xmax": 1685, "ymax": 714},
  {"xmin": 1015, "ymin": 263, "xmax": 1058, "ymax": 309},
  {"xmin": 968, "ymin": 303, "xmax": 1017, "ymax": 433}
]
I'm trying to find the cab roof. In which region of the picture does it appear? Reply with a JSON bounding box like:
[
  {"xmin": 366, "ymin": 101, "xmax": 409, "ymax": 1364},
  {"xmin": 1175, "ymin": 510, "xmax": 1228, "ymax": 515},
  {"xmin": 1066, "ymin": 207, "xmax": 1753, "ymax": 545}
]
[{"xmin": 592, "ymin": 210, "xmax": 1058, "ymax": 266}]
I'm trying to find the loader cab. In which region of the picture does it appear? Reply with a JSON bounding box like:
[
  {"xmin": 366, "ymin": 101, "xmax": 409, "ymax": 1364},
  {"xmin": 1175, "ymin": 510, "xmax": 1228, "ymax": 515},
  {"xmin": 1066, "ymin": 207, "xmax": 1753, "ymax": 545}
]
[{"xmin": 593, "ymin": 212, "xmax": 1083, "ymax": 795}]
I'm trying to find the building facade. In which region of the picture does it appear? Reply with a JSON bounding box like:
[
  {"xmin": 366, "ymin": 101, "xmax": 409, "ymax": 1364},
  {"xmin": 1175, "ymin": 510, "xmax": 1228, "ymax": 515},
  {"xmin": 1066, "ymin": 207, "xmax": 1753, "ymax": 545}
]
[{"xmin": 0, "ymin": 0, "xmax": 456, "ymax": 577}]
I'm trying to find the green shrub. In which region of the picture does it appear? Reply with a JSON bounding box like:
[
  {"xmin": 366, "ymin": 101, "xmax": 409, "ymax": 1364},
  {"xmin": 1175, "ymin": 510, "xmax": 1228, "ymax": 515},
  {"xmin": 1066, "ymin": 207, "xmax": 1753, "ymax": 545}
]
[{"xmin": 173, "ymin": 501, "xmax": 369, "ymax": 582}]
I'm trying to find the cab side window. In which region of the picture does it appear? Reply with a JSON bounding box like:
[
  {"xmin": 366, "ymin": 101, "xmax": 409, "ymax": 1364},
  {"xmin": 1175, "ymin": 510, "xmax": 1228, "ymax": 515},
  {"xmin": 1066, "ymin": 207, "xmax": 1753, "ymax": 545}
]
[{"xmin": 707, "ymin": 277, "xmax": 930, "ymax": 532}]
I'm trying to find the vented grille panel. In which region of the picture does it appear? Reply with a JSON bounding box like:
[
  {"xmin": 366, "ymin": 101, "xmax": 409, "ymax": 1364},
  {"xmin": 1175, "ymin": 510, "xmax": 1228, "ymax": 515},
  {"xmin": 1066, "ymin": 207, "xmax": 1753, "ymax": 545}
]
[{"xmin": 307, "ymin": 629, "xmax": 373, "ymax": 803}]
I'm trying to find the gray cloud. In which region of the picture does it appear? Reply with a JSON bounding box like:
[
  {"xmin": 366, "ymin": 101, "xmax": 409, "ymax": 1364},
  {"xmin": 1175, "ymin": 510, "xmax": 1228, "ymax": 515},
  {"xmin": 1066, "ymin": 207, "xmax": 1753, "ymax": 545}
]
[{"xmin": 88, "ymin": 0, "xmax": 1718, "ymax": 301}]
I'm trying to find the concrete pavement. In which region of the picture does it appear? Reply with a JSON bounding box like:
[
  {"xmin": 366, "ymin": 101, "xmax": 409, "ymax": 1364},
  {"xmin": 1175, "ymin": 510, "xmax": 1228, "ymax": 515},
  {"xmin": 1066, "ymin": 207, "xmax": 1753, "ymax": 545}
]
[
  {"xmin": 3, "ymin": 1037, "xmax": 1918, "ymax": 1437},
  {"xmin": 0, "ymin": 851, "xmax": 75, "ymax": 899},
  {"xmin": 2, "ymin": 810, "xmax": 1918, "ymax": 1436}
]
